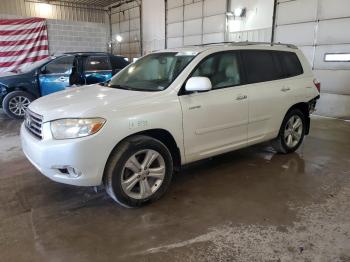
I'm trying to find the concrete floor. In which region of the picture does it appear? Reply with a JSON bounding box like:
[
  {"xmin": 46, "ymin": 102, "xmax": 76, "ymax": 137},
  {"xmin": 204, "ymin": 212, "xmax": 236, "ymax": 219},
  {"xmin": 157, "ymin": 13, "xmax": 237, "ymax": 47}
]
[{"xmin": 0, "ymin": 110, "xmax": 350, "ymax": 262}]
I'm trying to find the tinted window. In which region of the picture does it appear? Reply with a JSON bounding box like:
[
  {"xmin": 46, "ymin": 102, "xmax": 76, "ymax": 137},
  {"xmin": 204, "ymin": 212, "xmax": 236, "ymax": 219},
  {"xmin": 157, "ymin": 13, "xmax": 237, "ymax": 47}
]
[
  {"xmin": 242, "ymin": 50, "xmax": 282, "ymax": 84},
  {"xmin": 110, "ymin": 56, "xmax": 129, "ymax": 69},
  {"xmin": 279, "ymin": 52, "xmax": 303, "ymax": 77},
  {"xmin": 85, "ymin": 56, "xmax": 111, "ymax": 71},
  {"xmin": 44, "ymin": 56, "xmax": 74, "ymax": 74},
  {"xmin": 191, "ymin": 52, "xmax": 241, "ymax": 89}
]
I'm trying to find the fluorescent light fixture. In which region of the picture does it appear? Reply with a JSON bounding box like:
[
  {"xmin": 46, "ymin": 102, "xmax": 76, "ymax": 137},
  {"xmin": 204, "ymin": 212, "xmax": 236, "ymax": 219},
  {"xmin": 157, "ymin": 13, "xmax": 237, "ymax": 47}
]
[
  {"xmin": 116, "ymin": 35, "xmax": 123, "ymax": 43},
  {"xmin": 324, "ymin": 53, "xmax": 350, "ymax": 62}
]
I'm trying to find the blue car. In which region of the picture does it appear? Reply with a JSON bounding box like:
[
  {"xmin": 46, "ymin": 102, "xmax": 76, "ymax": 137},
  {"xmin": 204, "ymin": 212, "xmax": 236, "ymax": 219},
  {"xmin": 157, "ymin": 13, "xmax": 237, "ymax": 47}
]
[{"xmin": 0, "ymin": 52, "xmax": 129, "ymax": 119}]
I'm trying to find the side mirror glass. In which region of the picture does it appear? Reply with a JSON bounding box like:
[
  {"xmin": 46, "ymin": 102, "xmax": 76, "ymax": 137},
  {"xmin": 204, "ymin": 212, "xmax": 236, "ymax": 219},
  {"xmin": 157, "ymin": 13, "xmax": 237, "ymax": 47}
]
[{"xmin": 185, "ymin": 77, "xmax": 212, "ymax": 92}]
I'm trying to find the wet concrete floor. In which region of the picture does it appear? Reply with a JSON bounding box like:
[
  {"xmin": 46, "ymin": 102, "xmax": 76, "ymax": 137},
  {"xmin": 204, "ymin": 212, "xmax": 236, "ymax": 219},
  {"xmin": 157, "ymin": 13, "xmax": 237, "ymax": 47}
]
[{"xmin": 0, "ymin": 110, "xmax": 349, "ymax": 261}]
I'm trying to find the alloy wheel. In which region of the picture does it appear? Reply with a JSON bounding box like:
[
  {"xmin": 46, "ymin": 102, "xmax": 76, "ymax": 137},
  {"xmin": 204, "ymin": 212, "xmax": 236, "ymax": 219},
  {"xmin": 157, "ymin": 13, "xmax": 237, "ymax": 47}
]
[
  {"xmin": 8, "ymin": 96, "xmax": 31, "ymax": 117},
  {"xmin": 284, "ymin": 115, "xmax": 303, "ymax": 148}
]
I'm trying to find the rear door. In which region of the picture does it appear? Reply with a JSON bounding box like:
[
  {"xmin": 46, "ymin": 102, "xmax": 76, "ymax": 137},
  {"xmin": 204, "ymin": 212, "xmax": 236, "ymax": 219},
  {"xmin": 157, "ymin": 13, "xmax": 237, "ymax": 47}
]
[
  {"xmin": 179, "ymin": 51, "xmax": 249, "ymax": 162},
  {"xmin": 84, "ymin": 55, "xmax": 113, "ymax": 84},
  {"xmin": 38, "ymin": 55, "xmax": 74, "ymax": 96},
  {"xmin": 241, "ymin": 50, "xmax": 288, "ymax": 145}
]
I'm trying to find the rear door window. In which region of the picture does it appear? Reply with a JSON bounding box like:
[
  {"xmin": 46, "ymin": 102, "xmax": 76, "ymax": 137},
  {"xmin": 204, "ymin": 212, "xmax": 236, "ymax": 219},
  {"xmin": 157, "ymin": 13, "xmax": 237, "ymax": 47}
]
[
  {"xmin": 242, "ymin": 50, "xmax": 282, "ymax": 84},
  {"xmin": 85, "ymin": 56, "xmax": 111, "ymax": 71},
  {"xmin": 278, "ymin": 52, "xmax": 303, "ymax": 77}
]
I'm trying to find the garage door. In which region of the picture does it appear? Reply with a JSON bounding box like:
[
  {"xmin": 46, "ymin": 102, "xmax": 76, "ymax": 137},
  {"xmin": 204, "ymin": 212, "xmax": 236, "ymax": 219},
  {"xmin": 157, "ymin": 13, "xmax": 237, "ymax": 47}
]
[
  {"xmin": 111, "ymin": 2, "xmax": 141, "ymax": 61},
  {"xmin": 275, "ymin": 0, "xmax": 350, "ymax": 119},
  {"xmin": 166, "ymin": 0, "xmax": 226, "ymax": 48}
]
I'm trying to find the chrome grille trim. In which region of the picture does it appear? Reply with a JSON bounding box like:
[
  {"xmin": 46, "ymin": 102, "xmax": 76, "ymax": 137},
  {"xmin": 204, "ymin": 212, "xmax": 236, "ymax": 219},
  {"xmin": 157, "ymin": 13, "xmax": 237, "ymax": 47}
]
[{"xmin": 25, "ymin": 109, "xmax": 43, "ymax": 140}]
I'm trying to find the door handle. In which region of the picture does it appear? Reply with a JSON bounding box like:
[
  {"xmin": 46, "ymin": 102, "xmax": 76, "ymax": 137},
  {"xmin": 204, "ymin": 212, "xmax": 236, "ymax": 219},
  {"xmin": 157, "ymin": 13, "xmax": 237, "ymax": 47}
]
[
  {"xmin": 58, "ymin": 76, "xmax": 66, "ymax": 82},
  {"xmin": 236, "ymin": 94, "xmax": 247, "ymax": 100},
  {"xmin": 281, "ymin": 87, "xmax": 291, "ymax": 92}
]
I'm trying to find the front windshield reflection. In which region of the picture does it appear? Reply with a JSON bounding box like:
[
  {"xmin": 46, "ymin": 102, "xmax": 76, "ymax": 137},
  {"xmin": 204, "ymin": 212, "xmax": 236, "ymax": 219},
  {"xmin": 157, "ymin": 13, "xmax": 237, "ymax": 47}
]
[{"xmin": 108, "ymin": 52, "xmax": 195, "ymax": 92}]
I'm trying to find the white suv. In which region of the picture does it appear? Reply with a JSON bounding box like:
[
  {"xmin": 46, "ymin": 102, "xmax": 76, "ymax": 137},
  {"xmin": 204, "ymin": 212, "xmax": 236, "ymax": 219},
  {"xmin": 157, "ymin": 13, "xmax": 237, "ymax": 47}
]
[{"xmin": 21, "ymin": 43, "xmax": 320, "ymax": 207}]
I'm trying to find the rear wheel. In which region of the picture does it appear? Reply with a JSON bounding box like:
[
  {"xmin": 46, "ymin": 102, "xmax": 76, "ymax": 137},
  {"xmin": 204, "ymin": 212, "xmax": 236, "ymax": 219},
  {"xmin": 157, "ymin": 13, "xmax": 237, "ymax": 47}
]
[
  {"xmin": 104, "ymin": 135, "xmax": 173, "ymax": 208},
  {"xmin": 272, "ymin": 109, "xmax": 306, "ymax": 154},
  {"xmin": 2, "ymin": 91, "xmax": 34, "ymax": 119}
]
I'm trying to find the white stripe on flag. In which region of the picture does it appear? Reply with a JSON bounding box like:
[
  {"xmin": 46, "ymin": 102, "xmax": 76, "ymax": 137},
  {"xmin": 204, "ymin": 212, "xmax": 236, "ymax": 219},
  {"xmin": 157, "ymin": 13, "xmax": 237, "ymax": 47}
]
[
  {"xmin": 0, "ymin": 39, "xmax": 48, "ymax": 52},
  {"xmin": 0, "ymin": 21, "xmax": 45, "ymax": 31}
]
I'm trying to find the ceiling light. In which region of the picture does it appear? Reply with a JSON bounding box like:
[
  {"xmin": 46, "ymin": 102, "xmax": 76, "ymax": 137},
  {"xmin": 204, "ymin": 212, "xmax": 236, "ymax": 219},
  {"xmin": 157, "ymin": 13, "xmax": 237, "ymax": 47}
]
[
  {"xmin": 116, "ymin": 35, "xmax": 122, "ymax": 43},
  {"xmin": 234, "ymin": 8, "xmax": 245, "ymax": 17}
]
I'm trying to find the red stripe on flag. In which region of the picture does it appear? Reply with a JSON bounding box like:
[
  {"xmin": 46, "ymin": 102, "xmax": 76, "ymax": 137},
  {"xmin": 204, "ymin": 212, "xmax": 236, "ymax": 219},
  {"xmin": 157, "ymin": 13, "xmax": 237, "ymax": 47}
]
[
  {"xmin": 0, "ymin": 25, "xmax": 47, "ymax": 36},
  {"xmin": 0, "ymin": 45, "xmax": 48, "ymax": 57},
  {"xmin": 0, "ymin": 35, "xmax": 48, "ymax": 47},
  {"xmin": 0, "ymin": 55, "xmax": 49, "ymax": 68},
  {"xmin": 0, "ymin": 18, "xmax": 45, "ymax": 25}
]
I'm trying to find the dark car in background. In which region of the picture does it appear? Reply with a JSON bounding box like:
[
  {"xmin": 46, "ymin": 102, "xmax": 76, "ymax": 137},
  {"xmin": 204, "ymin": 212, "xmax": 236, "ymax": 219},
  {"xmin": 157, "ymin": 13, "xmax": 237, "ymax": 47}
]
[{"xmin": 0, "ymin": 52, "xmax": 129, "ymax": 119}]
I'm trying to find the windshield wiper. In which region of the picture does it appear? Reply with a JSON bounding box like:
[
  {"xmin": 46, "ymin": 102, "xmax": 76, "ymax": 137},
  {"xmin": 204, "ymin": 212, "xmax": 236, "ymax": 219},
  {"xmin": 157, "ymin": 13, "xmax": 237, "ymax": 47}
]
[
  {"xmin": 108, "ymin": 84, "xmax": 134, "ymax": 90},
  {"xmin": 108, "ymin": 84, "xmax": 157, "ymax": 92}
]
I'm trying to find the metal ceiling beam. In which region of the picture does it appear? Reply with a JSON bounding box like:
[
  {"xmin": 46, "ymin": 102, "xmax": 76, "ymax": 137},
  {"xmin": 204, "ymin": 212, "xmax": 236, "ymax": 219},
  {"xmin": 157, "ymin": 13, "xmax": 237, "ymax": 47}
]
[{"xmin": 25, "ymin": 0, "xmax": 106, "ymax": 11}]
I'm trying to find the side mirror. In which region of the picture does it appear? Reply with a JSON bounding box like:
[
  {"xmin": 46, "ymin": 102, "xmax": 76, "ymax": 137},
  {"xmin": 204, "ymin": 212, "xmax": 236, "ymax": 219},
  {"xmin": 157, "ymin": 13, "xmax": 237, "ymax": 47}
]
[
  {"xmin": 185, "ymin": 77, "xmax": 212, "ymax": 92},
  {"xmin": 40, "ymin": 66, "xmax": 47, "ymax": 74}
]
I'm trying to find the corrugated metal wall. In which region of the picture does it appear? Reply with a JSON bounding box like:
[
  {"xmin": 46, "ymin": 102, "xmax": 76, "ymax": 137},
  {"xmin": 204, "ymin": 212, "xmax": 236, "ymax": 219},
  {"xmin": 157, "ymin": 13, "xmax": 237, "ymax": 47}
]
[
  {"xmin": 110, "ymin": 1, "xmax": 141, "ymax": 60},
  {"xmin": 275, "ymin": 0, "xmax": 350, "ymax": 119},
  {"xmin": 166, "ymin": 0, "xmax": 227, "ymax": 48},
  {"xmin": 0, "ymin": 0, "xmax": 106, "ymax": 23}
]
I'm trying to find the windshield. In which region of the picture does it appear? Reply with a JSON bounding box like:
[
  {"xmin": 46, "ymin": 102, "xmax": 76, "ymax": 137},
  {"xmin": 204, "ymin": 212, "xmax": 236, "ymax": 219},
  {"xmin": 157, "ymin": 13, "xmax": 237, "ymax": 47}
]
[
  {"xmin": 108, "ymin": 52, "xmax": 195, "ymax": 92},
  {"xmin": 19, "ymin": 56, "xmax": 55, "ymax": 73}
]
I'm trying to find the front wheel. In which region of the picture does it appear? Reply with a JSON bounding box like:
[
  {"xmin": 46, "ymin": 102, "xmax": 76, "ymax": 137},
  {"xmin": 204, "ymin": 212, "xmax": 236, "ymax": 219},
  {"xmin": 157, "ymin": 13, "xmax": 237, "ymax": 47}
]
[
  {"xmin": 272, "ymin": 109, "xmax": 306, "ymax": 154},
  {"xmin": 2, "ymin": 91, "xmax": 34, "ymax": 119},
  {"xmin": 104, "ymin": 135, "xmax": 173, "ymax": 208}
]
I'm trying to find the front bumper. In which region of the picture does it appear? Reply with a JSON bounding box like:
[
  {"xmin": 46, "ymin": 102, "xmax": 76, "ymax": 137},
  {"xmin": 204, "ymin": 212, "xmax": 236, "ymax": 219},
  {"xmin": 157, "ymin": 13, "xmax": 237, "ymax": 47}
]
[{"xmin": 20, "ymin": 123, "xmax": 108, "ymax": 186}]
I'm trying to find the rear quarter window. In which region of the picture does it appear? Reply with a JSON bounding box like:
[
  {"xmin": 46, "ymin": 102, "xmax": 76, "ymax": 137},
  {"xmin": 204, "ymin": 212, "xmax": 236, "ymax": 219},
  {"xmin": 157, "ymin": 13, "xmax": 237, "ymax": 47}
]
[
  {"xmin": 278, "ymin": 52, "xmax": 304, "ymax": 77},
  {"xmin": 110, "ymin": 56, "xmax": 129, "ymax": 70}
]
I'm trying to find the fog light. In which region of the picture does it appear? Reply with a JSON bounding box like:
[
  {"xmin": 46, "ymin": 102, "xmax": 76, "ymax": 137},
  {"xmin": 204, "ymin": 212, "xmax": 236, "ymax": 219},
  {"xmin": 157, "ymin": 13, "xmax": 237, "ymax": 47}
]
[{"xmin": 52, "ymin": 165, "xmax": 82, "ymax": 178}]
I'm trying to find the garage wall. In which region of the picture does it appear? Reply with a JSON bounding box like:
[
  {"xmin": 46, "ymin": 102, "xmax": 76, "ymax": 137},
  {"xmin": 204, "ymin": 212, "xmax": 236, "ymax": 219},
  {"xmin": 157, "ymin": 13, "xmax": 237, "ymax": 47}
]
[
  {"xmin": 275, "ymin": 0, "xmax": 350, "ymax": 119},
  {"xmin": 166, "ymin": 0, "xmax": 227, "ymax": 48},
  {"xmin": 0, "ymin": 13, "xmax": 108, "ymax": 54},
  {"xmin": 227, "ymin": 0, "xmax": 273, "ymax": 42},
  {"xmin": 0, "ymin": 0, "xmax": 105, "ymax": 23},
  {"xmin": 142, "ymin": 0, "xmax": 165, "ymax": 54},
  {"xmin": 109, "ymin": 1, "xmax": 141, "ymax": 60}
]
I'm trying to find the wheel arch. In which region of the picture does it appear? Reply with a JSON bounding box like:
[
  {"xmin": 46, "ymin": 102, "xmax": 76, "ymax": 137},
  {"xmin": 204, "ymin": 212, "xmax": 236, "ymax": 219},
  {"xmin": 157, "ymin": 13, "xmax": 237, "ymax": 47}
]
[
  {"xmin": 284, "ymin": 102, "xmax": 310, "ymax": 135},
  {"xmin": 103, "ymin": 128, "xmax": 182, "ymax": 181}
]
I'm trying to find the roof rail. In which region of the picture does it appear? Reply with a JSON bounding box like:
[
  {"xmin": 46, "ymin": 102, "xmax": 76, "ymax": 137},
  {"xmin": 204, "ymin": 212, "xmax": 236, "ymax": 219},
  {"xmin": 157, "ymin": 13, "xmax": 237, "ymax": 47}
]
[{"xmin": 194, "ymin": 41, "xmax": 298, "ymax": 49}]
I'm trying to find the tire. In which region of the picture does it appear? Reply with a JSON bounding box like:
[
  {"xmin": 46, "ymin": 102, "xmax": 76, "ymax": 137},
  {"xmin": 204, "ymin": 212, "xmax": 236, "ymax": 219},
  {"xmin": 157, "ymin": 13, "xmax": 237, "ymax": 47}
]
[
  {"xmin": 272, "ymin": 109, "xmax": 306, "ymax": 154},
  {"xmin": 2, "ymin": 91, "xmax": 34, "ymax": 119},
  {"xmin": 104, "ymin": 135, "xmax": 174, "ymax": 208}
]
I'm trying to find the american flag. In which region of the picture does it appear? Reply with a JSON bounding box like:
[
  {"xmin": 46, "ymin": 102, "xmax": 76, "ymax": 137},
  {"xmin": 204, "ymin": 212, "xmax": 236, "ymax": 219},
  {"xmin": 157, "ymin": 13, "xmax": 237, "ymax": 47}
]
[{"xmin": 0, "ymin": 17, "xmax": 49, "ymax": 73}]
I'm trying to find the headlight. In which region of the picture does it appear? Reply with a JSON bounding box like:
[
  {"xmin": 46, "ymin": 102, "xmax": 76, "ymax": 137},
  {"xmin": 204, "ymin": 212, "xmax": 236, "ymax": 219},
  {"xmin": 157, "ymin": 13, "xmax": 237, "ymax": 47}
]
[{"xmin": 50, "ymin": 118, "xmax": 106, "ymax": 140}]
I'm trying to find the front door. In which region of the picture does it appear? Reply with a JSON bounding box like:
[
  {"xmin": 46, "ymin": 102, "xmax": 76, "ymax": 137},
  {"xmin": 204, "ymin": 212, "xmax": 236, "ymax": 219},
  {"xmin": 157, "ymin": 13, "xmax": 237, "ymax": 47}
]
[
  {"xmin": 179, "ymin": 51, "xmax": 249, "ymax": 162},
  {"xmin": 38, "ymin": 55, "xmax": 75, "ymax": 96},
  {"xmin": 84, "ymin": 55, "xmax": 113, "ymax": 84}
]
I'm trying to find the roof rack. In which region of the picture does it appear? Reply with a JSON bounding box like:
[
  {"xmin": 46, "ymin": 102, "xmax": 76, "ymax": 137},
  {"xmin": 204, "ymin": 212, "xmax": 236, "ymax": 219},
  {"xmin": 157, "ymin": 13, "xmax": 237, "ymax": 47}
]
[{"xmin": 194, "ymin": 41, "xmax": 298, "ymax": 49}]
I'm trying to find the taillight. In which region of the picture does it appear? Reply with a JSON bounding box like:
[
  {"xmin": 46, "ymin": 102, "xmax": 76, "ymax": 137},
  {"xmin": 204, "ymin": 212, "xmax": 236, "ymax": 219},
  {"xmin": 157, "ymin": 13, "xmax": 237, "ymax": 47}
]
[{"xmin": 313, "ymin": 79, "xmax": 321, "ymax": 93}]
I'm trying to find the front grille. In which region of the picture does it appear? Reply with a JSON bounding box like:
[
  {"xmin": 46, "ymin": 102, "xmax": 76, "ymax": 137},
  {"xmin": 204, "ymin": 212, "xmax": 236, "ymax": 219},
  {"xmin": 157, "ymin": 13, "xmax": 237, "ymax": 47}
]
[{"xmin": 25, "ymin": 109, "xmax": 43, "ymax": 139}]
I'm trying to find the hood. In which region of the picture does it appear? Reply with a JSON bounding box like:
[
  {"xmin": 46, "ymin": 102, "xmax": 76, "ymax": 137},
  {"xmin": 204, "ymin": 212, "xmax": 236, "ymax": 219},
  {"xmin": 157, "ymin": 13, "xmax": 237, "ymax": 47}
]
[
  {"xmin": 29, "ymin": 84, "xmax": 164, "ymax": 121},
  {"xmin": 0, "ymin": 72, "xmax": 17, "ymax": 77}
]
